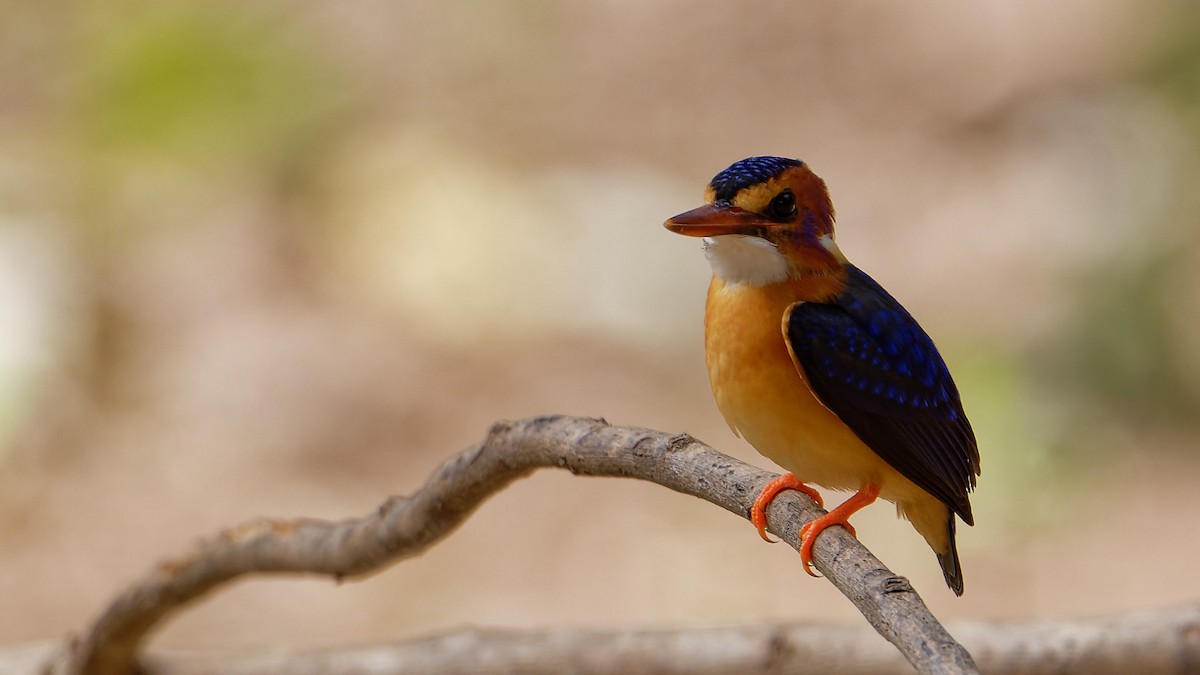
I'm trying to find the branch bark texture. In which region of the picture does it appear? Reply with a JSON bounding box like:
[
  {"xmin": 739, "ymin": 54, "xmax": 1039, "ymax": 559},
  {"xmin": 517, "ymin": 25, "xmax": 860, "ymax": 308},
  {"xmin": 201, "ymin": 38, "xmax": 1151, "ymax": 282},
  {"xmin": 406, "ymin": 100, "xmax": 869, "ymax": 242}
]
[
  {"xmin": 15, "ymin": 605, "xmax": 1200, "ymax": 674},
  {"xmin": 58, "ymin": 415, "xmax": 978, "ymax": 675}
]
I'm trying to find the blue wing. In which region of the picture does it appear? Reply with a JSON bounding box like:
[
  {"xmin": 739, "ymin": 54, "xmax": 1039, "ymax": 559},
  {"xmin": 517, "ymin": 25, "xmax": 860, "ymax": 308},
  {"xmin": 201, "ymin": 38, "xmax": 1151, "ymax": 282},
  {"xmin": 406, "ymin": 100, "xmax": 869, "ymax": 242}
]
[{"xmin": 786, "ymin": 266, "xmax": 980, "ymax": 523}]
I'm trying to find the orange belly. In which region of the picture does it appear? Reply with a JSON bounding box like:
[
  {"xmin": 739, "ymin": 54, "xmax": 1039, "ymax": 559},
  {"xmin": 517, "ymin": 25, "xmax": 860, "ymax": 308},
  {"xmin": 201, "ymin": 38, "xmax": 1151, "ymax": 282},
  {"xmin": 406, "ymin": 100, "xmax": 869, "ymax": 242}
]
[{"xmin": 704, "ymin": 275, "xmax": 951, "ymax": 550}]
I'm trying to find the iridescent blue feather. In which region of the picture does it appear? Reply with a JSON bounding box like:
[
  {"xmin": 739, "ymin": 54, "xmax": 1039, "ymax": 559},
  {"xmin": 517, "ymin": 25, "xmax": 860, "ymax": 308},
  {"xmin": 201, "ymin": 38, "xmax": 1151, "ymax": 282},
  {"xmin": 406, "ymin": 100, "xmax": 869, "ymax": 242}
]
[
  {"xmin": 786, "ymin": 266, "xmax": 980, "ymax": 522},
  {"xmin": 708, "ymin": 156, "xmax": 803, "ymax": 202}
]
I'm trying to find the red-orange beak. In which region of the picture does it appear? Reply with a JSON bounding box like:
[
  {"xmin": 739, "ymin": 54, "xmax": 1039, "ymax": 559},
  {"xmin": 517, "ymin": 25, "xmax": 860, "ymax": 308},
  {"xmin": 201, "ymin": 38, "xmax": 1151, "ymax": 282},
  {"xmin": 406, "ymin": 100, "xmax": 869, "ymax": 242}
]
[{"xmin": 663, "ymin": 203, "xmax": 771, "ymax": 237}]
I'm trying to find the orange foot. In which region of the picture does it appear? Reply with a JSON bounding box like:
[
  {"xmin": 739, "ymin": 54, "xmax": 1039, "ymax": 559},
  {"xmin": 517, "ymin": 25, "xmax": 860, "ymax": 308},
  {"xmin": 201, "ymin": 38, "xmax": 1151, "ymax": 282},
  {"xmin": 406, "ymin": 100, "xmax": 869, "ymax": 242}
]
[
  {"xmin": 751, "ymin": 473, "xmax": 823, "ymax": 543},
  {"xmin": 797, "ymin": 483, "xmax": 881, "ymax": 577}
]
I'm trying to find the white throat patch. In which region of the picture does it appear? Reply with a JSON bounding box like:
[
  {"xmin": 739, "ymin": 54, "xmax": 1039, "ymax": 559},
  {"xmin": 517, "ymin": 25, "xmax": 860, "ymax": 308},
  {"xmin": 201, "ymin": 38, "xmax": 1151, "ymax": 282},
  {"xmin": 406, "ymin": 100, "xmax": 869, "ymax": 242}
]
[{"xmin": 702, "ymin": 235, "xmax": 790, "ymax": 286}]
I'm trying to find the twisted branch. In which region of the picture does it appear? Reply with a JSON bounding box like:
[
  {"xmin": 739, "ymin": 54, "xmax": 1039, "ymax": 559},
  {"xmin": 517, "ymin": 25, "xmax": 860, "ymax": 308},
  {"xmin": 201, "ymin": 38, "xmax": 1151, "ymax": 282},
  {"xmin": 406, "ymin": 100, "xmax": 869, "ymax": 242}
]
[{"xmin": 57, "ymin": 415, "xmax": 978, "ymax": 675}]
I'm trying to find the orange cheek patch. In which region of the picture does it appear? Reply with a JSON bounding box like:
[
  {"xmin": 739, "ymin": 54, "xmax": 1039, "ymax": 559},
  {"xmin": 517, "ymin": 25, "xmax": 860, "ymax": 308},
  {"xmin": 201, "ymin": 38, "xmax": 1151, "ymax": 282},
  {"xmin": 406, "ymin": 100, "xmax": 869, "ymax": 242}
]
[{"xmin": 732, "ymin": 177, "xmax": 788, "ymax": 213}]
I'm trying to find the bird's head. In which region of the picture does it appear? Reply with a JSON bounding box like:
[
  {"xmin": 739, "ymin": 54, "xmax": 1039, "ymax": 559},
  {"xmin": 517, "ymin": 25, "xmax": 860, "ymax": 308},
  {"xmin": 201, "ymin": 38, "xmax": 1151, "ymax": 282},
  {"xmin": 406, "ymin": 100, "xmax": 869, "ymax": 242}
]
[{"xmin": 665, "ymin": 156, "xmax": 848, "ymax": 288}]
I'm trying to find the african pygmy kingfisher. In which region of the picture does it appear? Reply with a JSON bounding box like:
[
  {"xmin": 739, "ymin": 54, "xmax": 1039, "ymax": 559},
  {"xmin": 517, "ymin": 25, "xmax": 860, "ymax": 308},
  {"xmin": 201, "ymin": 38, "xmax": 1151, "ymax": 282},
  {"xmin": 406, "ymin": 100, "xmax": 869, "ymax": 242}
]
[{"xmin": 665, "ymin": 156, "xmax": 980, "ymax": 595}]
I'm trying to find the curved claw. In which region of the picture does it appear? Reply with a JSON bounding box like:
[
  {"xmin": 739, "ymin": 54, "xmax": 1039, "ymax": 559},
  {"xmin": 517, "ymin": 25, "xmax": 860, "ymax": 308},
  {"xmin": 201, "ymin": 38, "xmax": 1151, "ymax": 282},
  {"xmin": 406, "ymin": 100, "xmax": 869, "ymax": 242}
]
[
  {"xmin": 795, "ymin": 484, "xmax": 880, "ymax": 577},
  {"xmin": 798, "ymin": 518, "xmax": 857, "ymax": 577},
  {"xmin": 751, "ymin": 503, "xmax": 775, "ymax": 543},
  {"xmin": 751, "ymin": 473, "xmax": 823, "ymax": 543},
  {"xmin": 799, "ymin": 522, "xmax": 821, "ymax": 577}
]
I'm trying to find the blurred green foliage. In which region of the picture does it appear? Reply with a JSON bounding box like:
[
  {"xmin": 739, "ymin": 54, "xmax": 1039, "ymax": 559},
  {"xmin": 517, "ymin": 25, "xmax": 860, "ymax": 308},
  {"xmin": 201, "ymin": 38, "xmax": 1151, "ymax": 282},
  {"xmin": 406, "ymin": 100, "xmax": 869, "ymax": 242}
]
[
  {"xmin": 1056, "ymin": 252, "xmax": 1199, "ymax": 426},
  {"xmin": 954, "ymin": 348, "xmax": 1078, "ymax": 531},
  {"xmin": 72, "ymin": 6, "xmax": 340, "ymax": 166},
  {"xmin": 1044, "ymin": 0, "xmax": 1200, "ymax": 431},
  {"xmin": 1141, "ymin": 0, "xmax": 1200, "ymax": 131}
]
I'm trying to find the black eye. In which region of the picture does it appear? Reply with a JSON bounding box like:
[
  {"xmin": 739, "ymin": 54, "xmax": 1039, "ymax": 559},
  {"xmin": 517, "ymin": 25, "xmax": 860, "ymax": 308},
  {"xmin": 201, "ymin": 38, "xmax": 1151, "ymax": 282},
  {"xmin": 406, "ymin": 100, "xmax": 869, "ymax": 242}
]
[{"xmin": 766, "ymin": 189, "xmax": 797, "ymax": 221}]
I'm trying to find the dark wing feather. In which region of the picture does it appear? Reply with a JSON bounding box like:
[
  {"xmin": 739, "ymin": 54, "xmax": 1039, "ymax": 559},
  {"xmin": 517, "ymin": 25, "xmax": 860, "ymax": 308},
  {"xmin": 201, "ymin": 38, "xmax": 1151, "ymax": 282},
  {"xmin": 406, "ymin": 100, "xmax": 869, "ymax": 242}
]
[{"xmin": 786, "ymin": 266, "xmax": 980, "ymax": 523}]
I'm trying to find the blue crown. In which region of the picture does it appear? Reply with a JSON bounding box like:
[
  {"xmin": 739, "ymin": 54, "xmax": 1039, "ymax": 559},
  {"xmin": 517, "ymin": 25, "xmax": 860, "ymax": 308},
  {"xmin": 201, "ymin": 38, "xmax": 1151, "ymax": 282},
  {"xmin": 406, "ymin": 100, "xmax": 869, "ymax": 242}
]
[{"xmin": 708, "ymin": 156, "xmax": 803, "ymax": 201}]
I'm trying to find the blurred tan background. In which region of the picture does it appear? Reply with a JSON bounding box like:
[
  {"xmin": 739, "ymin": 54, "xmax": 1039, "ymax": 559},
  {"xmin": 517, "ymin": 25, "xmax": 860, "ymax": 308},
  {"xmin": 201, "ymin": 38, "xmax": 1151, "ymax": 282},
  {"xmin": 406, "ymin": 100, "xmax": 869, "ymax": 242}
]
[{"xmin": 2, "ymin": 0, "xmax": 1199, "ymax": 652}]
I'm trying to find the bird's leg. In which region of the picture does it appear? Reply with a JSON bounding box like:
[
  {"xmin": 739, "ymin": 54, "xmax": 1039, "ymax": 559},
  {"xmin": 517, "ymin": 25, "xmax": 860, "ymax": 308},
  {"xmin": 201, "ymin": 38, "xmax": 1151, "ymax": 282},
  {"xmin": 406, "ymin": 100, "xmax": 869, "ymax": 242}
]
[
  {"xmin": 797, "ymin": 483, "xmax": 881, "ymax": 577},
  {"xmin": 751, "ymin": 473, "xmax": 824, "ymax": 542}
]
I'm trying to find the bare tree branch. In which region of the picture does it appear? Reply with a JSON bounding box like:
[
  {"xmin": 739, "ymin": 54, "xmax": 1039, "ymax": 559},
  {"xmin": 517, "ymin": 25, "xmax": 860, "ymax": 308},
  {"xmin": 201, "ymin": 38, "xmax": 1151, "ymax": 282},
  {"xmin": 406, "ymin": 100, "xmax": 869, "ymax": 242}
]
[
  {"xmin": 16, "ymin": 604, "xmax": 1200, "ymax": 674},
  {"xmin": 54, "ymin": 415, "xmax": 978, "ymax": 675}
]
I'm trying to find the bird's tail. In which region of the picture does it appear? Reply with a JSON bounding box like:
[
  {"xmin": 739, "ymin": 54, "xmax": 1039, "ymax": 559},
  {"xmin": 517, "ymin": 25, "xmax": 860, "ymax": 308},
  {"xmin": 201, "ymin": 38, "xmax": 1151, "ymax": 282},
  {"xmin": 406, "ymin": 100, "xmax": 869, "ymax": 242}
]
[{"xmin": 936, "ymin": 518, "xmax": 964, "ymax": 596}]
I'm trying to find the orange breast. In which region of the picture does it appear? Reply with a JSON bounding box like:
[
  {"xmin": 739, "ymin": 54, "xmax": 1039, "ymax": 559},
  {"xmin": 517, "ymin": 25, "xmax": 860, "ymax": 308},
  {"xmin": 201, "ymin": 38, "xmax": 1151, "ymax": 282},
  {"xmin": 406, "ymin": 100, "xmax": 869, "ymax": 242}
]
[
  {"xmin": 704, "ymin": 275, "xmax": 903, "ymax": 493},
  {"xmin": 703, "ymin": 274, "xmax": 955, "ymax": 554}
]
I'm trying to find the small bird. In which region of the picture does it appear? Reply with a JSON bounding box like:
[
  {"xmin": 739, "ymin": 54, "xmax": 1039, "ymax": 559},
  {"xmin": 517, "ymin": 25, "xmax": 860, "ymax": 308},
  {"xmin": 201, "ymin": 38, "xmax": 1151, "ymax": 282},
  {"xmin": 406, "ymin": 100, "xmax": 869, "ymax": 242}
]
[{"xmin": 664, "ymin": 156, "xmax": 980, "ymax": 595}]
